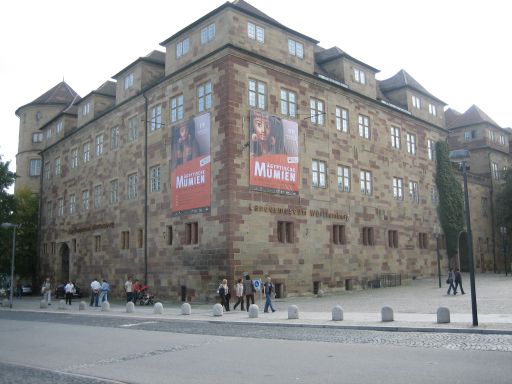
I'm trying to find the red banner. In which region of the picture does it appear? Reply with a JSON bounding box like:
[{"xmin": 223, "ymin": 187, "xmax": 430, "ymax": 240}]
[{"xmin": 171, "ymin": 113, "xmax": 211, "ymax": 215}]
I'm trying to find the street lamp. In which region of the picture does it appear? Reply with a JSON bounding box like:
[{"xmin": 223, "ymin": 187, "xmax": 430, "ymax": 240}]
[
  {"xmin": 449, "ymin": 149, "xmax": 478, "ymax": 326},
  {"xmin": 433, "ymin": 224, "xmax": 442, "ymax": 288},
  {"xmin": 1, "ymin": 222, "xmax": 19, "ymax": 309},
  {"xmin": 500, "ymin": 227, "xmax": 507, "ymax": 277}
]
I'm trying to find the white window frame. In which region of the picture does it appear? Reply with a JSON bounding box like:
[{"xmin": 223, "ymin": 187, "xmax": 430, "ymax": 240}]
[
  {"xmin": 176, "ymin": 37, "xmax": 190, "ymax": 58},
  {"xmin": 124, "ymin": 73, "xmax": 134, "ymax": 90},
  {"xmin": 427, "ymin": 139, "xmax": 435, "ymax": 161},
  {"xmin": 200, "ymin": 23, "xmax": 216, "ymax": 44},
  {"xmin": 337, "ymin": 165, "xmax": 350, "ymax": 192},
  {"xmin": 428, "ymin": 103, "xmax": 437, "ymax": 116},
  {"xmin": 55, "ymin": 157, "xmax": 61, "ymax": 176},
  {"xmin": 393, "ymin": 177, "xmax": 404, "ymax": 200},
  {"xmin": 248, "ymin": 22, "xmax": 265, "ymax": 43},
  {"xmin": 287, "ymin": 39, "xmax": 304, "ymax": 58},
  {"xmin": 128, "ymin": 173, "xmax": 138, "ymax": 200},
  {"xmin": 280, "ymin": 89, "xmax": 297, "ymax": 118},
  {"xmin": 312, "ymin": 160, "xmax": 327, "ymax": 188},
  {"xmin": 96, "ymin": 134, "xmax": 104, "ymax": 156},
  {"xmin": 354, "ymin": 68, "xmax": 366, "ymax": 84},
  {"xmin": 249, "ymin": 79, "xmax": 266, "ymax": 110},
  {"xmin": 409, "ymin": 181, "xmax": 419, "ymax": 203},
  {"xmin": 58, "ymin": 198, "xmax": 64, "ymax": 217},
  {"xmin": 171, "ymin": 94, "xmax": 184, "ymax": 123},
  {"xmin": 111, "ymin": 127, "xmax": 120, "ymax": 150},
  {"xmin": 29, "ymin": 159, "xmax": 41, "ymax": 176},
  {"xmin": 336, "ymin": 107, "xmax": 348, "ymax": 133},
  {"xmin": 412, "ymin": 95, "xmax": 421, "ymax": 109},
  {"xmin": 391, "ymin": 126, "xmax": 401, "ymax": 149},
  {"xmin": 110, "ymin": 179, "xmax": 119, "ymax": 204},
  {"xmin": 69, "ymin": 194, "xmax": 76, "ymax": 215},
  {"xmin": 83, "ymin": 142, "xmax": 90, "ymax": 163},
  {"xmin": 150, "ymin": 166, "xmax": 161, "ymax": 192},
  {"xmin": 197, "ymin": 81, "xmax": 212, "ymax": 112},
  {"xmin": 82, "ymin": 190, "xmax": 89, "ymax": 211},
  {"xmin": 128, "ymin": 116, "xmax": 139, "ymax": 142},
  {"xmin": 358, "ymin": 115, "xmax": 370, "ymax": 139},
  {"xmin": 56, "ymin": 121, "xmax": 63, "ymax": 134},
  {"xmin": 150, "ymin": 104, "xmax": 162, "ymax": 131},
  {"xmin": 309, "ymin": 98, "xmax": 324, "ymax": 126},
  {"xmin": 82, "ymin": 102, "xmax": 90, "ymax": 116},
  {"xmin": 406, "ymin": 133, "xmax": 416, "ymax": 155},
  {"xmin": 32, "ymin": 132, "xmax": 43, "ymax": 143},
  {"xmin": 360, "ymin": 170, "xmax": 372, "ymax": 196},
  {"xmin": 94, "ymin": 185, "xmax": 102, "ymax": 209},
  {"xmin": 71, "ymin": 148, "xmax": 78, "ymax": 168},
  {"xmin": 492, "ymin": 162, "xmax": 499, "ymax": 179}
]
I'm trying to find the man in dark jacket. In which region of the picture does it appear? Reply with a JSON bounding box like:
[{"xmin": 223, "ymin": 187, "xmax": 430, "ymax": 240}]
[
  {"xmin": 243, "ymin": 274, "xmax": 255, "ymax": 312},
  {"xmin": 454, "ymin": 269, "xmax": 465, "ymax": 295}
]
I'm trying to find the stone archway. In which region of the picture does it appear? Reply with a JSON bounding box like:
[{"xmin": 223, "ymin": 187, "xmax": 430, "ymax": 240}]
[
  {"xmin": 60, "ymin": 243, "xmax": 70, "ymax": 283},
  {"xmin": 458, "ymin": 232, "xmax": 469, "ymax": 272}
]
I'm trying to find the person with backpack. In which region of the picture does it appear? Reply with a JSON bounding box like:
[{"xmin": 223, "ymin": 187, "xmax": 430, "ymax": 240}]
[
  {"xmin": 263, "ymin": 276, "xmax": 276, "ymax": 313},
  {"xmin": 243, "ymin": 274, "xmax": 255, "ymax": 311}
]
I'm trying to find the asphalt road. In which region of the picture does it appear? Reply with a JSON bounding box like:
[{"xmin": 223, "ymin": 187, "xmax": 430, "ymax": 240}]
[{"xmin": 0, "ymin": 311, "xmax": 511, "ymax": 384}]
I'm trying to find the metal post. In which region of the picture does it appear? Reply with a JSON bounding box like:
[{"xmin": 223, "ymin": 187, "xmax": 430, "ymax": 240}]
[
  {"xmin": 436, "ymin": 235, "xmax": 441, "ymax": 288},
  {"xmin": 9, "ymin": 228, "xmax": 16, "ymax": 309},
  {"xmin": 462, "ymin": 162, "xmax": 478, "ymax": 326},
  {"xmin": 502, "ymin": 228, "xmax": 508, "ymax": 277}
]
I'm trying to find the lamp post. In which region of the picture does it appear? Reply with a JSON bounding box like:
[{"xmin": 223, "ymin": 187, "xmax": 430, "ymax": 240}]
[
  {"xmin": 449, "ymin": 149, "xmax": 478, "ymax": 326},
  {"xmin": 433, "ymin": 224, "xmax": 442, "ymax": 288},
  {"xmin": 1, "ymin": 223, "xmax": 18, "ymax": 309},
  {"xmin": 500, "ymin": 227, "xmax": 507, "ymax": 277}
]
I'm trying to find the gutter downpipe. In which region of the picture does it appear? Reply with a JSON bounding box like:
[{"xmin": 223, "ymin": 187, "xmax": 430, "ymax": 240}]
[
  {"xmin": 489, "ymin": 152, "xmax": 497, "ymax": 273},
  {"xmin": 143, "ymin": 93, "xmax": 149, "ymax": 285}
]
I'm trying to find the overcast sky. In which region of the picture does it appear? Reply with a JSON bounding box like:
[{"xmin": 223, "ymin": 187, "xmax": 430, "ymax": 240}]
[{"xmin": 1, "ymin": 0, "xmax": 510, "ymax": 177}]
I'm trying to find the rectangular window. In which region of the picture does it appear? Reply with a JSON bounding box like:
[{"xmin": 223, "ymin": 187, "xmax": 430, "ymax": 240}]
[
  {"xmin": 280, "ymin": 89, "xmax": 297, "ymax": 117},
  {"xmin": 360, "ymin": 170, "xmax": 372, "ymax": 195},
  {"xmin": 150, "ymin": 104, "xmax": 162, "ymax": 131},
  {"xmin": 309, "ymin": 98, "xmax": 324, "ymax": 125},
  {"xmin": 358, "ymin": 115, "xmax": 370, "ymax": 139},
  {"xmin": 428, "ymin": 103, "xmax": 437, "ymax": 116},
  {"xmin": 412, "ymin": 95, "xmax": 421, "ymax": 109},
  {"xmin": 46, "ymin": 127, "xmax": 52, "ymax": 140},
  {"xmin": 176, "ymin": 37, "xmax": 190, "ymax": 58},
  {"xmin": 128, "ymin": 173, "xmax": 138, "ymax": 200},
  {"xmin": 393, "ymin": 177, "xmax": 404, "ymax": 200},
  {"xmin": 431, "ymin": 186, "xmax": 439, "ymax": 205},
  {"xmin": 492, "ymin": 162, "xmax": 499, "ymax": 180},
  {"xmin": 121, "ymin": 231, "xmax": 130, "ymax": 250},
  {"xmin": 418, "ymin": 233, "xmax": 428, "ymax": 249},
  {"xmin": 185, "ymin": 222, "xmax": 199, "ymax": 244},
  {"xmin": 170, "ymin": 94, "xmax": 184, "ymax": 123},
  {"xmin": 150, "ymin": 165, "xmax": 161, "ymax": 192},
  {"xmin": 110, "ymin": 179, "xmax": 119, "ymax": 204},
  {"xmin": 111, "ymin": 127, "xmax": 120, "ymax": 150},
  {"xmin": 95, "ymin": 134, "xmax": 104, "ymax": 156},
  {"xmin": 335, "ymin": 107, "xmax": 349, "ymax": 133},
  {"xmin": 166, "ymin": 225, "xmax": 173, "ymax": 246},
  {"xmin": 128, "ymin": 116, "xmax": 139, "ymax": 142},
  {"xmin": 124, "ymin": 73, "xmax": 134, "ymax": 90},
  {"xmin": 94, "ymin": 185, "xmax": 102, "ymax": 209},
  {"xmin": 481, "ymin": 197, "xmax": 488, "ymax": 216},
  {"xmin": 337, "ymin": 165, "xmax": 350, "ymax": 192},
  {"xmin": 362, "ymin": 227, "xmax": 375, "ymax": 246},
  {"xmin": 406, "ymin": 133, "xmax": 416, "ymax": 155},
  {"xmin": 83, "ymin": 142, "xmax": 90, "ymax": 163},
  {"xmin": 200, "ymin": 23, "xmax": 215, "ymax": 44},
  {"xmin": 56, "ymin": 121, "xmax": 63, "ymax": 134},
  {"xmin": 95, "ymin": 235, "xmax": 102, "ymax": 253},
  {"xmin": 499, "ymin": 135, "xmax": 506, "ymax": 145},
  {"xmin": 248, "ymin": 22, "xmax": 265, "ymax": 43},
  {"xmin": 312, "ymin": 160, "xmax": 327, "ymax": 188},
  {"xmin": 277, "ymin": 221, "xmax": 294, "ymax": 243},
  {"xmin": 55, "ymin": 157, "xmax": 61, "ymax": 176},
  {"xmin": 44, "ymin": 161, "xmax": 50, "ymax": 180},
  {"xmin": 58, "ymin": 198, "xmax": 64, "ymax": 217},
  {"xmin": 388, "ymin": 230, "xmax": 399, "ymax": 248},
  {"xmin": 354, "ymin": 68, "xmax": 366, "ymax": 84},
  {"xmin": 82, "ymin": 190, "xmax": 89, "ymax": 211},
  {"xmin": 464, "ymin": 131, "xmax": 476, "ymax": 140},
  {"xmin": 32, "ymin": 132, "xmax": 43, "ymax": 143},
  {"xmin": 137, "ymin": 229, "xmax": 143, "ymax": 248},
  {"xmin": 71, "ymin": 148, "xmax": 78, "ymax": 168},
  {"xmin": 333, "ymin": 225, "xmax": 346, "ymax": 245},
  {"xmin": 427, "ymin": 139, "xmax": 435, "ymax": 161},
  {"xmin": 69, "ymin": 194, "xmax": 76, "ymax": 215},
  {"xmin": 82, "ymin": 102, "xmax": 90, "ymax": 116},
  {"xmin": 197, "ymin": 81, "xmax": 212, "ymax": 112},
  {"xmin": 29, "ymin": 159, "xmax": 41, "ymax": 176},
  {"xmin": 249, "ymin": 79, "xmax": 266, "ymax": 110},
  {"xmin": 409, "ymin": 181, "xmax": 419, "ymax": 203},
  {"xmin": 391, "ymin": 126, "xmax": 401, "ymax": 149},
  {"xmin": 288, "ymin": 39, "xmax": 304, "ymax": 58}
]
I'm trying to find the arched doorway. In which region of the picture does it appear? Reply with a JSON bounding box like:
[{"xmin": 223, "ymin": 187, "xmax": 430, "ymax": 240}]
[
  {"xmin": 60, "ymin": 243, "xmax": 70, "ymax": 282},
  {"xmin": 458, "ymin": 232, "xmax": 469, "ymax": 272}
]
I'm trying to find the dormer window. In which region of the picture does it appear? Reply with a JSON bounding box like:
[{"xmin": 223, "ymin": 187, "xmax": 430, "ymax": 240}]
[
  {"xmin": 176, "ymin": 37, "xmax": 190, "ymax": 58},
  {"xmin": 82, "ymin": 102, "xmax": 90, "ymax": 116},
  {"xmin": 200, "ymin": 23, "xmax": 216, "ymax": 44},
  {"xmin": 354, "ymin": 68, "xmax": 366, "ymax": 85},
  {"xmin": 56, "ymin": 121, "xmax": 63, "ymax": 134},
  {"xmin": 124, "ymin": 73, "xmax": 134, "ymax": 90},
  {"xmin": 428, "ymin": 103, "xmax": 437, "ymax": 116},
  {"xmin": 412, "ymin": 95, "xmax": 421, "ymax": 109},
  {"xmin": 248, "ymin": 22, "xmax": 264, "ymax": 43},
  {"xmin": 288, "ymin": 39, "xmax": 304, "ymax": 59}
]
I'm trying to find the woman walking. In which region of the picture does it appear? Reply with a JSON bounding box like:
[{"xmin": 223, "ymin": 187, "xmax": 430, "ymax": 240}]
[{"xmin": 233, "ymin": 278, "xmax": 244, "ymax": 311}]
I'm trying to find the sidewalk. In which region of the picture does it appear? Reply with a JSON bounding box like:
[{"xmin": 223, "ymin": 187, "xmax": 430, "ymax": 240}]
[{"xmin": 2, "ymin": 273, "xmax": 512, "ymax": 334}]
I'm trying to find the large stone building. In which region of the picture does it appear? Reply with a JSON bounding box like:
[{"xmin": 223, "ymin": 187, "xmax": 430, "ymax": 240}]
[{"xmin": 14, "ymin": 0, "xmax": 509, "ymax": 299}]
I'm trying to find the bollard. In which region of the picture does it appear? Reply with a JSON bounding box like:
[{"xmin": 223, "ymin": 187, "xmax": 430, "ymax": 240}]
[
  {"xmin": 437, "ymin": 307, "xmax": 450, "ymax": 324},
  {"xmin": 40, "ymin": 300, "xmax": 47, "ymax": 308},
  {"xmin": 79, "ymin": 301, "xmax": 86, "ymax": 310},
  {"xmin": 101, "ymin": 301, "xmax": 110, "ymax": 312},
  {"xmin": 381, "ymin": 306, "xmax": 394, "ymax": 322},
  {"xmin": 332, "ymin": 305, "xmax": 343, "ymax": 321},
  {"xmin": 58, "ymin": 300, "xmax": 66, "ymax": 310},
  {"xmin": 213, "ymin": 303, "xmax": 223, "ymax": 317},
  {"xmin": 153, "ymin": 302, "xmax": 164, "ymax": 314},
  {"xmin": 317, "ymin": 289, "xmax": 324, "ymax": 297},
  {"xmin": 248, "ymin": 304, "xmax": 259, "ymax": 318},
  {"xmin": 288, "ymin": 305, "xmax": 299, "ymax": 319},
  {"xmin": 126, "ymin": 301, "xmax": 135, "ymax": 313},
  {"xmin": 181, "ymin": 302, "xmax": 191, "ymax": 315}
]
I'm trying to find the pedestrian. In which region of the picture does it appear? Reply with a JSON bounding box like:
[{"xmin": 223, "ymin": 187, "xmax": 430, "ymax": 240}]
[
  {"xmin": 243, "ymin": 274, "xmax": 255, "ymax": 311},
  {"xmin": 218, "ymin": 279, "xmax": 230, "ymax": 311},
  {"xmin": 41, "ymin": 277, "xmax": 52, "ymax": 305},
  {"xmin": 99, "ymin": 279, "xmax": 110, "ymax": 303},
  {"xmin": 233, "ymin": 278, "xmax": 245, "ymax": 311},
  {"xmin": 446, "ymin": 268, "xmax": 456, "ymax": 295},
  {"xmin": 90, "ymin": 278, "xmax": 101, "ymax": 307},
  {"xmin": 15, "ymin": 279, "xmax": 22, "ymax": 299},
  {"xmin": 64, "ymin": 280, "xmax": 75, "ymax": 305},
  {"xmin": 133, "ymin": 279, "xmax": 142, "ymax": 303},
  {"xmin": 124, "ymin": 276, "xmax": 133, "ymax": 303},
  {"xmin": 263, "ymin": 276, "xmax": 276, "ymax": 313},
  {"xmin": 454, "ymin": 269, "xmax": 465, "ymax": 295}
]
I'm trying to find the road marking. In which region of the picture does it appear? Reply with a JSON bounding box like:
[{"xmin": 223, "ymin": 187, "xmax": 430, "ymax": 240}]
[{"xmin": 119, "ymin": 321, "xmax": 159, "ymax": 327}]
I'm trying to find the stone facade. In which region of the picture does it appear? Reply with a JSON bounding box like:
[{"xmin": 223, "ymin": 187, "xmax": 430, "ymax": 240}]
[{"xmin": 16, "ymin": 1, "xmax": 505, "ymax": 299}]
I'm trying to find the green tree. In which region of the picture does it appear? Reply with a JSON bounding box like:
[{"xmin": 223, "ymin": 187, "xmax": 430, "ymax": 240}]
[
  {"xmin": 0, "ymin": 155, "xmax": 16, "ymax": 274},
  {"xmin": 435, "ymin": 141, "xmax": 464, "ymax": 267}
]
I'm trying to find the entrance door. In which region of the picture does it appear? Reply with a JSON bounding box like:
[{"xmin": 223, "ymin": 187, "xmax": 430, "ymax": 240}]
[
  {"xmin": 60, "ymin": 243, "xmax": 70, "ymax": 282},
  {"xmin": 459, "ymin": 232, "xmax": 469, "ymax": 272}
]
